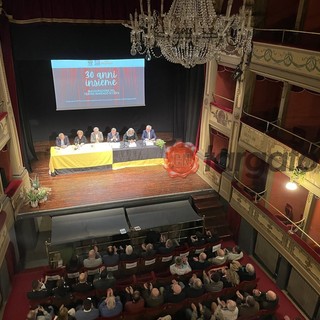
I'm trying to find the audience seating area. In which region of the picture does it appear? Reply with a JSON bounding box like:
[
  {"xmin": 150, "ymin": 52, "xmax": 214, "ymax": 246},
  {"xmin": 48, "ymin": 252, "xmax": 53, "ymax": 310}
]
[{"xmin": 27, "ymin": 239, "xmax": 279, "ymax": 320}]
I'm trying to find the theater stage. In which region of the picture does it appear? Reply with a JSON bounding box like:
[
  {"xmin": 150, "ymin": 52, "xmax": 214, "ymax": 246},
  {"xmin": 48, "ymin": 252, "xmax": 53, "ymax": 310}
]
[{"xmin": 17, "ymin": 151, "xmax": 213, "ymax": 218}]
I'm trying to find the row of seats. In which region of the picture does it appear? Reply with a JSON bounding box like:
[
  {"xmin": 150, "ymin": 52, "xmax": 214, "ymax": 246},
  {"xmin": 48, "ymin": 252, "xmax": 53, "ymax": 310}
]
[
  {"xmin": 94, "ymin": 301, "xmax": 279, "ymax": 320},
  {"xmin": 29, "ymin": 276, "xmax": 277, "ymax": 320},
  {"xmin": 45, "ymin": 241, "xmax": 224, "ymax": 283}
]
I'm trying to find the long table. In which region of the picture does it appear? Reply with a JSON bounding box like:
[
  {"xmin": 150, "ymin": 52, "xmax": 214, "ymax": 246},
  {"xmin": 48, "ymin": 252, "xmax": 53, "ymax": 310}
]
[{"xmin": 49, "ymin": 141, "xmax": 165, "ymax": 174}]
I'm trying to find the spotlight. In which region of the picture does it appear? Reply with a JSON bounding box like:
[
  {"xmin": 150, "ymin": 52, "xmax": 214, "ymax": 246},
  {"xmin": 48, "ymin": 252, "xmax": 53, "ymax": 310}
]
[{"xmin": 286, "ymin": 181, "xmax": 298, "ymax": 190}]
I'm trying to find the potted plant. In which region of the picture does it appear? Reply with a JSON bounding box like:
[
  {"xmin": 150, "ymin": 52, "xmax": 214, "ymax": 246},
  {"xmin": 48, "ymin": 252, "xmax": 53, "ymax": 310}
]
[
  {"xmin": 30, "ymin": 174, "xmax": 41, "ymax": 190},
  {"xmin": 22, "ymin": 188, "xmax": 40, "ymax": 208},
  {"xmin": 155, "ymin": 139, "xmax": 166, "ymax": 149},
  {"xmin": 37, "ymin": 187, "xmax": 51, "ymax": 203}
]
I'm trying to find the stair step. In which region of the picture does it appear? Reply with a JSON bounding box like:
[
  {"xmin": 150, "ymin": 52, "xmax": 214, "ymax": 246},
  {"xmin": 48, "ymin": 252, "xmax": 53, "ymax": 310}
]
[
  {"xmin": 194, "ymin": 199, "xmax": 224, "ymax": 212},
  {"xmin": 216, "ymin": 225, "xmax": 234, "ymax": 238},
  {"xmin": 191, "ymin": 193, "xmax": 219, "ymax": 202},
  {"xmin": 202, "ymin": 209, "xmax": 227, "ymax": 217}
]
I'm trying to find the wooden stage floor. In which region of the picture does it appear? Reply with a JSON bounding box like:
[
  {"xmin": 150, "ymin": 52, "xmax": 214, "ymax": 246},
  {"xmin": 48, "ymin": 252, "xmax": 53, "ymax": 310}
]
[{"xmin": 18, "ymin": 151, "xmax": 212, "ymax": 216}]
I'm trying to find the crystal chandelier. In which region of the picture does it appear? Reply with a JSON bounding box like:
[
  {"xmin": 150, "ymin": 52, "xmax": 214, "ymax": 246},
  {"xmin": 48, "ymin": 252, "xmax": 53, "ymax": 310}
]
[{"xmin": 124, "ymin": 0, "xmax": 253, "ymax": 68}]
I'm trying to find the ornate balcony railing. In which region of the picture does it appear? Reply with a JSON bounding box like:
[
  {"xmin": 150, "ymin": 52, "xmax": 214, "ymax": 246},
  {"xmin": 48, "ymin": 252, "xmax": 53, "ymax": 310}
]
[{"xmin": 253, "ymin": 28, "xmax": 320, "ymax": 52}]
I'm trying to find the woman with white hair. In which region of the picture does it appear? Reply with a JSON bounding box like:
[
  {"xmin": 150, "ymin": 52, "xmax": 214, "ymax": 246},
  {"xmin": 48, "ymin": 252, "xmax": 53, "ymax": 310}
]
[{"xmin": 123, "ymin": 128, "xmax": 138, "ymax": 142}]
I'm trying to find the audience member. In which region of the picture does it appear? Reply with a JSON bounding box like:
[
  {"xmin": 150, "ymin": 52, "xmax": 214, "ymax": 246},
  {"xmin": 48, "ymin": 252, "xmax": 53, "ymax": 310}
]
[
  {"xmin": 208, "ymin": 248, "xmax": 227, "ymax": 266},
  {"xmin": 185, "ymin": 302, "xmax": 207, "ymax": 320},
  {"xmin": 253, "ymin": 289, "xmax": 279, "ymax": 310},
  {"xmin": 164, "ymin": 280, "xmax": 186, "ymax": 303},
  {"xmin": 157, "ymin": 239, "xmax": 175, "ymax": 254},
  {"xmin": 221, "ymin": 262, "xmax": 240, "ymax": 287},
  {"xmin": 142, "ymin": 283, "xmax": 165, "ymax": 307},
  {"xmin": 123, "ymin": 128, "xmax": 138, "ymax": 142},
  {"xmin": 56, "ymin": 133, "xmax": 70, "ymax": 148},
  {"xmin": 225, "ymin": 245, "xmax": 244, "ymax": 261},
  {"xmin": 189, "ymin": 252, "xmax": 211, "ymax": 270},
  {"xmin": 65, "ymin": 254, "xmax": 82, "ymax": 286},
  {"xmin": 53, "ymin": 305, "xmax": 75, "ymax": 320},
  {"xmin": 74, "ymin": 297, "xmax": 99, "ymax": 320},
  {"xmin": 72, "ymin": 273, "xmax": 93, "ymax": 293},
  {"xmin": 188, "ymin": 230, "xmax": 207, "ymax": 246},
  {"xmin": 119, "ymin": 245, "xmax": 139, "ymax": 261},
  {"xmin": 204, "ymin": 228, "xmax": 220, "ymax": 244},
  {"xmin": 141, "ymin": 125, "xmax": 157, "ymax": 141},
  {"xmin": 169, "ymin": 256, "xmax": 192, "ymax": 275},
  {"xmin": 74, "ymin": 130, "xmax": 87, "ymax": 145},
  {"xmin": 144, "ymin": 230, "xmax": 161, "ymax": 246},
  {"xmin": 141, "ymin": 243, "xmax": 157, "ymax": 259},
  {"xmin": 83, "ymin": 247, "xmax": 102, "ymax": 269},
  {"xmin": 102, "ymin": 246, "xmax": 119, "ymax": 266},
  {"xmin": 93, "ymin": 268, "xmax": 116, "ymax": 291},
  {"xmin": 26, "ymin": 306, "xmax": 53, "ymax": 320},
  {"xmin": 90, "ymin": 127, "xmax": 104, "ymax": 143},
  {"xmin": 99, "ymin": 288, "xmax": 123, "ymax": 317},
  {"xmin": 124, "ymin": 286, "xmax": 145, "ymax": 313},
  {"xmin": 107, "ymin": 128, "xmax": 120, "ymax": 142},
  {"xmin": 52, "ymin": 278, "xmax": 71, "ymax": 298},
  {"xmin": 27, "ymin": 279, "xmax": 50, "ymax": 300},
  {"xmin": 186, "ymin": 274, "xmax": 205, "ymax": 298},
  {"xmin": 236, "ymin": 292, "xmax": 260, "ymax": 317},
  {"xmin": 203, "ymin": 270, "xmax": 224, "ymax": 292},
  {"xmin": 237, "ymin": 263, "xmax": 256, "ymax": 282},
  {"xmin": 211, "ymin": 297, "xmax": 238, "ymax": 320},
  {"xmin": 66, "ymin": 254, "xmax": 82, "ymax": 273}
]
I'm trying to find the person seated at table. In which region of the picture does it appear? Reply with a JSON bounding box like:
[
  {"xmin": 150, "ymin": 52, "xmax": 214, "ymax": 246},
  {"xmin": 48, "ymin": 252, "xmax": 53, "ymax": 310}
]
[
  {"xmin": 74, "ymin": 129, "xmax": 87, "ymax": 145},
  {"xmin": 55, "ymin": 133, "xmax": 70, "ymax": 148},
  {"xmin": 107, "ymin": 127, "xmax": 120, "ymax": 142},
  {"xmin": 90, "ymin": 127, "xmax": 104, "ymax": 143},
  {"xmin": 123, "ymin": 128, "xmax": 138, "ymax": 143},
  {"xmin": 141, "ymin": 124, "xmax": 157, "ymax": 141}
]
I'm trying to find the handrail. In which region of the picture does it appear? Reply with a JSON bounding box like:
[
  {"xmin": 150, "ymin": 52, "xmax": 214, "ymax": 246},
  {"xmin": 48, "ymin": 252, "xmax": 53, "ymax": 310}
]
[
  {"xmin": 232, "ymin": 176, "xmax": 320, "ymax": 249},
  {"xmin": 242, "ymin": 110, "xmax": 278, "ymax": 132},
  {"xmin": 241, "ymin": 111, "xmax": 319, "ymax": 153},
  {"xmin": 254, "ymin": 28, "xmax": 320, "ymax": 37},
  {"xmin": 213, "ymin": 93, "xmax": 234, "ymax": 104},
  {"xmin": 253, "ymin": 28, "xmax": 320, "ymax": 51}
]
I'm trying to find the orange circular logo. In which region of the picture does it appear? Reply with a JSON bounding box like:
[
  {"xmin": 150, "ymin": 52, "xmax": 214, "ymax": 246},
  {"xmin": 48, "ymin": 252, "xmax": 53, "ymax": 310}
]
[{"xmin": 164, "ymin": 142, "xmax": 199, "ymax": 178}]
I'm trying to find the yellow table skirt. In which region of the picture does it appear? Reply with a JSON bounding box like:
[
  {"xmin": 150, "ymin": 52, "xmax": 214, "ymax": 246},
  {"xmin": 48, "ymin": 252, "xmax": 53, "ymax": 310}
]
[
  {"xmin": 49, "ymin": 146, "xmax": 113, "ymax": 173},
  {"xmin": 112, "ymin": 158, "xmax": 164, "ymax": 170}
]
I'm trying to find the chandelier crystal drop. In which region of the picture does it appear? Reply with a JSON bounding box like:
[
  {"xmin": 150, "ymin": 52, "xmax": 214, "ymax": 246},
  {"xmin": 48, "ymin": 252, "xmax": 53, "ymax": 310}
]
[{"xmin": 124, "ymin": 0, "xmax": 253, "ymax": 68}]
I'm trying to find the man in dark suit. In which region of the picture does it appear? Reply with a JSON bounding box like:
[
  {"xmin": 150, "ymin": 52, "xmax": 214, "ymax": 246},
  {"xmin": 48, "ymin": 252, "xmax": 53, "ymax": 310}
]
[
  {"xmin": 55, "ymin": 133, "xmax": 70, "ymax": 147},
  {"xmin": 72, "ymin": 272, "xmax": 93, "ymax": 292},
  {"xmin": 141, "ymin": 125, "xmax": 157, "ymax": 141},
  {"xmin": 93, "ymin": 269, "xmax": 116, "ymax": 291},
  {"xmin": 164, "ymin": 280, "xmax": 186, "ymax": 303},
  {"xmin": 107, "ymin": 128, "xmax": 120, "ymax": 142}
]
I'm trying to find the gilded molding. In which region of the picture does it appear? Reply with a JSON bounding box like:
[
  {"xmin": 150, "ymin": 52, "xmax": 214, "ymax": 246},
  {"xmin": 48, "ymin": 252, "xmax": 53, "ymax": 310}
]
[
  {"xmin": 209, "ymin": 105, "xmax": 232, "ymax": 134},
  {"xmin": 252, "ymin": 43, "xmax": 320, "ymax": 79},
  {"xmin": 239, "ymin": 123, "xmax": 266, "ymax": 152}
]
